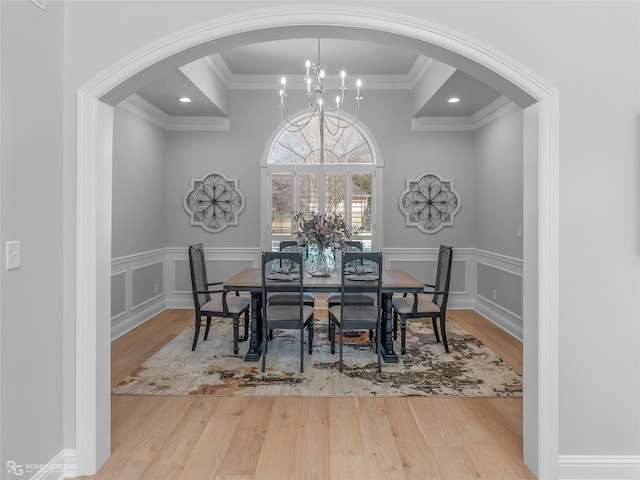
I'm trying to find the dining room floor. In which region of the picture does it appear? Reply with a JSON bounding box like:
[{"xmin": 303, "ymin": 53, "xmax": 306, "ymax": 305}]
[{"xmin": 83, "ymin": 307, "xmax": 533, "ymax": 480}]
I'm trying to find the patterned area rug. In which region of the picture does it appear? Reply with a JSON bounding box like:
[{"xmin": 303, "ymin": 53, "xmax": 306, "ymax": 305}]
[{"xmin": 113, "ymin": 317, "xmax": 522, "ymax": 397}]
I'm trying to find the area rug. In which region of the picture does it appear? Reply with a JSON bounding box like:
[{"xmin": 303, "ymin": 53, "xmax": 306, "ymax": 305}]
[{"xmin": 113, "ymin": 317, "xmax": 522, "ymax": 397}]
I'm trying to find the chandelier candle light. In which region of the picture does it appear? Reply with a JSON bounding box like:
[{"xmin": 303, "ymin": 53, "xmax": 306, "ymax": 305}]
[{"xmin": 279, "ymin": 39, "xmax": 362, "ymax": 163}]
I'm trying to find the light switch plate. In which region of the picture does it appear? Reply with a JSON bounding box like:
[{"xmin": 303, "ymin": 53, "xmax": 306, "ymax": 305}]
[{"xmin": 6, "ymin": 241, "xmax": 21, "ymax": 270}]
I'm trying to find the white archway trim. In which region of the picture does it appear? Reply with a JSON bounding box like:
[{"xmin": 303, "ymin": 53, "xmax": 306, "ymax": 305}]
[
  {"xmin": 77, "ymin": 6, "xmax": 559, "ymax": 478},
  {"xmin": 75, "ymin": 92, "xmax": 113, "ymax": 475}
]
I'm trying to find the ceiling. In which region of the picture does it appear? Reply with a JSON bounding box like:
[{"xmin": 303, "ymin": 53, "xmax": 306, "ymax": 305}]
[{"xmin": 134, "ymin": 38, "xmax": 502, "ymax": 120}]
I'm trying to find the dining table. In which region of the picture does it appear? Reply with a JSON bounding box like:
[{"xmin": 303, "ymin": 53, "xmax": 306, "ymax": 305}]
[{"xmin": 223, "ymin": 267, "xmax": 424, "ymax": 363}]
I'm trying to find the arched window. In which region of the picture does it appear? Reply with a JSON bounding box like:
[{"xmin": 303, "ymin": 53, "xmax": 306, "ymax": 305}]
[{"xmin": 266, "ymin": 114, "xmax": 378, "ymax": 250}]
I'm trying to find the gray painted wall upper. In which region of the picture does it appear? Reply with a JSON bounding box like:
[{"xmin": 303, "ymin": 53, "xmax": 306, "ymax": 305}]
[
  {"xmin": 474, "ymin": 107, "xmax": 524, "ymax": 258},
  {"xmin": 163, "ymin": 89, "xmax": 480, "ymax": 251},
  {"xmin": 112, "ymin": 107, "xmax": 167, "ymax": 257}
]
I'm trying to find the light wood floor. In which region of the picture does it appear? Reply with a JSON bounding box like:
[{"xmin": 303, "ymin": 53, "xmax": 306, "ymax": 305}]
[{"xmin": 85, "ymin": 307, "xmax": 534, "ymax": 480}]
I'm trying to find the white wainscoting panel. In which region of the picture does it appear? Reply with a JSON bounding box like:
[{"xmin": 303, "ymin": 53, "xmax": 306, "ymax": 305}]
[
  {"xmin": 165, "ymin": 246, "xmax": 260, "ymax": 310},
  {"xmin": 383, "ymin": 247, "xmax": 475, "ymax": 310},
  {"xmin": 383, "ymin": 247, "xmax": 523, "ymax": 340},
  {"xmin": 474, "ymin": 249, "xmax": 523, "ymax": 340},
  {"xmin": 110, "ymin": 249, "xmax": 167, "ymax": 339}
]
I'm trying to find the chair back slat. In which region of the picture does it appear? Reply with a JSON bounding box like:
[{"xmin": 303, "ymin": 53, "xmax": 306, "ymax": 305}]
[
  {"xmin": 262, "ymin": 251, "xmax": 305, "ymax": 318},
  {"xmin": 340, "ymin": 251, "xmax": 383, "ymax": 309},
  {"xmin": 188, "ymin": 243, "xmax": 210, "ymax": 308},
  {"xmin": 433, "ymin": 245, "xmax": 453, "ymax": 308}
]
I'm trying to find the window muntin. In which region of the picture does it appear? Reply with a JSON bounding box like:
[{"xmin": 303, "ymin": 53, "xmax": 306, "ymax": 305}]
[{"xmin": 271, "ymin": 116, "xmax": 373, "ymax": 165}]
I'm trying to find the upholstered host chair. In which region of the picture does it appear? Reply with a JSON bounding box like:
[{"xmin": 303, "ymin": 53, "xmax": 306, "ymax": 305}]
[
  {"xmin": 261, "ymin": 251, "xmax": 315, "ymax": 373},
  {"xmin": 392, "ymin": 244, "xmax": 453, "ymax": 354},
  {"xmin": 188, "ymin": 243, "xmax": 250, "ymax": 353},
  {"xmin": 327, "ymin": 241, "xmax": 375, "ymax": 309},
  {"xmin": 328, "ymin": 252, "xmax": 383, "ymax": 372}
]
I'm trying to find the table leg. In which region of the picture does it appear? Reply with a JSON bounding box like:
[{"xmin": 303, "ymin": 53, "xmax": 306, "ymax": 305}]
[
  {"xmin": 380, "ymin": 292, "xmax": 399, "ymax": 363},
  {"xmin": 243, "ymin": 291, "xmax": 263, "ymax": 362}
]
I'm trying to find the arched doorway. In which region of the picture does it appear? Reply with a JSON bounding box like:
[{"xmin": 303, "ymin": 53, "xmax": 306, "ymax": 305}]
[{"xmin": 75, "ymin": 7, "xmax": 559, "ymax": 477}]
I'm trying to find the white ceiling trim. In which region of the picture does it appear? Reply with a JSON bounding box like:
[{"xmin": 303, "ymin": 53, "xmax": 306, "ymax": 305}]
[
  {"xmin": 121, "ymin": 94, "xmax": 229, "ymax": 131},
  {"xmin": 226, "ymin": 73, "xmax": 416, "ymax": 90},
  {"xmin": 205, "ymin": 52, "xmax": 422, "ymax": 90},
  {"xmin": 411, "ymin": 95, "xmax": 517, "ymax": 131}
]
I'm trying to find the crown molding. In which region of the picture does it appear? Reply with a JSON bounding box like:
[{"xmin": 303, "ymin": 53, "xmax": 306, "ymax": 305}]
[
  {"xmin": 204, "ymin": 52, "xmax": 421, "ymax": 91},
  {"xmin": 120, "ymin": 94, "xmax": 229, "ymax": 131},
  {"xmin": 411, "ymin": 95, "xmax": 518, "ymax": 131}
]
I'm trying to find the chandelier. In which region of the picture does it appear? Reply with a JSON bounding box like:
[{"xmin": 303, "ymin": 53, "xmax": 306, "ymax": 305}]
[{"xmin": 279, "ymin": 39, "xmax": 362, "ymax": 138}]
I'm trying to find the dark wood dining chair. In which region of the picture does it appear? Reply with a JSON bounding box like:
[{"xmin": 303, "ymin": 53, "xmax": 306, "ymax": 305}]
[
  {"xmin": 261, "ymin": 251, "xmax": 315, "ymax": 373},
  {"xmin": 266, "ymin": 240, "xmax": 315, "ymax": 307},
  {"xmin": 328, "ymin": 252, "xmax": 383, "ymax": 372},
  {"xmin": 392, "ymin": 244, "xmax": 453, "ymax": 354},
  {"xmin": 188, "ymin": 243, "xmax": 250, "ymax": 353},
  {"xmin": 327, "ymin": 240, "xmax": 375, "ymax": 309}
]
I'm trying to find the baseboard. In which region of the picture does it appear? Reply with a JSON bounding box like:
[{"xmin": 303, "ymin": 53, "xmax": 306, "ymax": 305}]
[
  {"xmin": 111, "ymin": 299, "xmax": 166, "ymax": 340},
  {"xmin": 558, "ymin": 455, "xmax": 640, "ymax": 480},
  {"xmin": 474, "ymin": 300, "xmax": 523, "ymax": 341},
  {"xmin": 28, "ymin": 449, "xmax": 77, "ymax": 479}
]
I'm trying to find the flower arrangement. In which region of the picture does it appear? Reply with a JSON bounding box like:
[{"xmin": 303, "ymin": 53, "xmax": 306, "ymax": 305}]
[{"xmin": 293, "ymin": 211, "xmax": 357, "ymax": 251}]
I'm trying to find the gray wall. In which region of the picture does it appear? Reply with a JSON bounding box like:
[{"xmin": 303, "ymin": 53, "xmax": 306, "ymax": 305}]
[
  {"xmin": 112, "ymin": 106, "xmax": 166, "ymax": 257},
  {"xmin": 164, "ymin": 89, "xmax": 479, "ymax": 250},
  {"xmin": 474, "ymin": 107, "xmax": 524, "ymax": 258},
  {"xmin": 0, "ymin": 1, "xmax": 65, "ymax": 476}
]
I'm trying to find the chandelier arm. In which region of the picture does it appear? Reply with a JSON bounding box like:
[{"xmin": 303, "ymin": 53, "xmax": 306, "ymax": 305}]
[
  {"xmin": 278, "ymin": 41, "xmax": 362, "ymax": 143},
  {"xmin": 321, "ymin": 115, "xmax": 340, "ymax": 137},
  {"xmin": 280, "ymin": 106, "xmax": 316, "ymax": 132}
]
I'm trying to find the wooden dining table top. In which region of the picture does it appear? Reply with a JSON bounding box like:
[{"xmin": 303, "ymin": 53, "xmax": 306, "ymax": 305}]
[{"xmin": 223, "ymin": 267, "xmax": 424, "ymax": 293}]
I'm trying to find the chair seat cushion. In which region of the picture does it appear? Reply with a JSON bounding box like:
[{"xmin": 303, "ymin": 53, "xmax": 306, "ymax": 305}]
[
  {"xmin": 267, "ymin": 292, "xmax": 315, "ymax": 304},
  {"xmin": 326, "ymin": 292, "xmax": 375, "ymax": 305},
  {"xmin": 265, "ymin": 304, "xmax": 315, "ymax": 322},
  {"xmin": 328, "ymin": 305, "xmax": 379, "ymax": 323},
  {"xmin": 201, "ymin": 294, "xmax": 250, "ymax": 315},
  {"xmin": 392, "ymin": 294, "xmax": 439, "ymax": 315}
]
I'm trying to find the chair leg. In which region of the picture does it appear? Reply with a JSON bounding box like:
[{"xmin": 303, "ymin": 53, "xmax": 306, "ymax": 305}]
[
  {"xmin": 300, "ymin": 327, "xmax": 304, "ymax": 373},
  {"xmin": 261, "ymin": 322, "xmax": 268, "ymax": 373},
  {"xmin": 233, "ymin": 315, "xmax": 240, "ymax": 354},
  {"xmin": 400, "ymin": 314, "xmax": 408, "ymax": 355},
  {"xmin": 308, "ymin": 317, "xmax": 314, "ymax": 354},
  {"xmin": 440, "ymin": 313, "xmax": 449, "ymax": 353},
  {"xmin": 329, "ymin": 316, "xmax": 336, "ymax": 354},
  {"xmin": 377, "ymin": 323, "xmax": 382, "ymax": 373},
  {"xmin": 432, "ymin": 318, "xmax": 440, "ymax": 343},
  {"xmin": 339, "ymin": 324, "xmax": 344, "ymax": 372},
  {"xmin": 192, "ymin": 315, "xmax": 201, "ymax": 351},
  {"xmin": 203, "ymin": 316, "xmax": 212, "ymax": 340}
]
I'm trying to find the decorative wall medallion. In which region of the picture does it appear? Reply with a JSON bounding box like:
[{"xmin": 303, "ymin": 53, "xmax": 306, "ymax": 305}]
[
  {"xmin": 183, "ymin": 171, "xmax": 245, "ymax": 232},
  {"xmin": 399, "ymin": 172, "xmax": 461, "ymax": 233}
]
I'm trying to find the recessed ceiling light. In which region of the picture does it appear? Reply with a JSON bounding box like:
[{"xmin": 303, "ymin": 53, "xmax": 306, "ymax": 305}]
[
  {"xmin": 448, "ymin": 97, "xmax": 460, "ymax": 103},
  {"xmin": 179, "ymin": 97, "xmax": 192, "ymax": 103}
]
